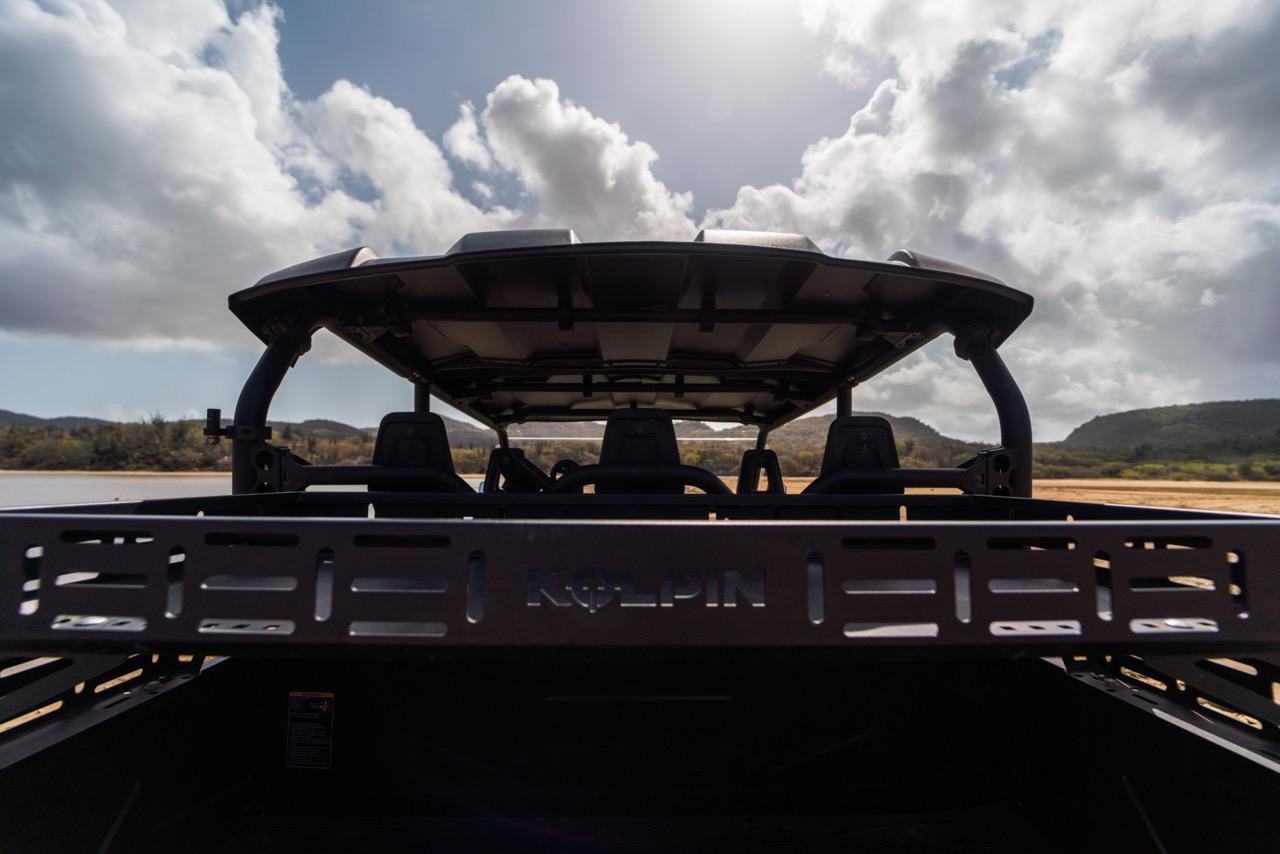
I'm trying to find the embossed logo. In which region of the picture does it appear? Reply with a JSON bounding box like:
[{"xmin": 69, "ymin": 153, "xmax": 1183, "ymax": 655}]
[{"xmin": 527, "ymin": 568, "xmax": 765, "ymax": 612}]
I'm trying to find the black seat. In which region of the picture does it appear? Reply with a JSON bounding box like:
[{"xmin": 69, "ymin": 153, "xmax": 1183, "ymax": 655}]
[
  {"xmin": 371, "ymin": 412, "xmax": 473, "ymax": 493},
  {"xmin": 547, "ymin": 409, "xmax": 730, "ymax": 495},
  {"xmin": 737, "ymin": 448, "xmax": 785, "ymax": 495},
  {"xmin": 802, "ymin": 416, "xmax": 902, "ymax": 495},
  {"xmin": 597, "ymin": 409, "xmax": 684, "ymax": 494}
]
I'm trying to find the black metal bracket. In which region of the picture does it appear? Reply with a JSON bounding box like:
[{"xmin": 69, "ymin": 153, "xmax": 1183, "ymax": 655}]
[
  {"xmin": 1067, "ymin": 653, "xmax": 1280, "ymax": 773},
  {"xmin": 240, "ymin": 442, "xmax": 311, "ymax": 493},
  {"xmin": 203, "ymin": 409, "xmax": 272, "ymax": 445},
  {"xmin": 958, "ymin": 447, "xmax": 1017, "ymax": 497},
  {"xmin": 0, "ymin": 651, "xmax": 215, "ymax": 770}
]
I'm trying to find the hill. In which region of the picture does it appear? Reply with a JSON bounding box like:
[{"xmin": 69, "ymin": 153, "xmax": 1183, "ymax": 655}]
[
  {"xmin": 6, "ymin": 400, "xmax": 1280, "ymax": 481},
  {"xmin": 768, "ymin": 411, "xmax": 953, "ymax": 445},
  {"xmin": 497, "ymin": 411, "xmax": 978, "ymax": 475},
  {"xmin": 268, "ymin": 418, "xmax": 366, "ymax": 440},
  {"xmin": 0, "ymin": 405, "xmax": 981, "ymax": 475},
  {"xmin": 503, "ymin": 411, "xmax": 955, "ymax": 443},
  {"xmin": 1062, "ymin": 399, "xmax": 1280, "ymax": 451},
  {"xmin": 0, "ymin": 409, "xmax": 112, "ymax": 430}
]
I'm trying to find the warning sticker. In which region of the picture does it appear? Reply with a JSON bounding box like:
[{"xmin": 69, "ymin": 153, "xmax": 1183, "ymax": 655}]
[{"xmin": 285, "ymin": 691, "xmax": 334, "ymax": 770}]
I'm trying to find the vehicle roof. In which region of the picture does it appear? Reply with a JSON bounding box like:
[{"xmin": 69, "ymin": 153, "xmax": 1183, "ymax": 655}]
[{"xmin": 230, "ymin": 229, "xmax": 1033, "ymax": 430}]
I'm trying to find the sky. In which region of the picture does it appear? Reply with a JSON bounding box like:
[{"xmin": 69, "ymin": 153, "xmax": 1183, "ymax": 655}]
[{"xmin": 1, "ymin": 0, "xmax": 1278, "ymax": 441}]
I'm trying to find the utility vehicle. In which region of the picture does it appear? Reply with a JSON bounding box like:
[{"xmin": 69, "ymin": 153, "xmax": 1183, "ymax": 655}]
[{"xmin": 1, "ymin": 229, "xmax": 1278, "ymax": 852}]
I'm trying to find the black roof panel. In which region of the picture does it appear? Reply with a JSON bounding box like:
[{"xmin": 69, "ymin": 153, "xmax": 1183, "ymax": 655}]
[{"xmin": 230, "ymin": 234, "xmax": 1032, "ymax": 429}]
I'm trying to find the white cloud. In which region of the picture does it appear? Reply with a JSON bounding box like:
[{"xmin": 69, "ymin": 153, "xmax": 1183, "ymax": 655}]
[
  {"xmin": 443, "ymin": 101, "xmax": 494, "ymax": 171},
  {"xmin": 301, "ymin": 80, "xmax": 514, "ymax": 254},
  {"xmin": 0, "ymin": 2, "xmax": 691, "ymax": 350},
  {"xmin": 0, "ymin": 0, "xmax": 512, "ymax": 345},
  {"xmin": 449, "ymin": 75, "xmax": 696, "ymax": 240},
  {"xmin": 705, "ymin": 0, "xmax": 1280, "ymax": 438}
]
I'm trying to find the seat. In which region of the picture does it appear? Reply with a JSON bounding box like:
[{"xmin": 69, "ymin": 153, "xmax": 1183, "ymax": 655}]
[
  {"xmin": 737, "ymin": 448, "xmax": 785, "ymax": 495},
  {"xmin": 547, "ymin": 409, "xmax": 730, "ymax": 495},
  {"xmin": 597, "ymin": 409, "xmax": 685, "ymax": 494},
  {"xmin": 371, "ymin": 412, "xmax": 473, "ymax": 493},
  {"xmin": 802, "ymin": 416, "xmax": 902, "ymax": 495}
]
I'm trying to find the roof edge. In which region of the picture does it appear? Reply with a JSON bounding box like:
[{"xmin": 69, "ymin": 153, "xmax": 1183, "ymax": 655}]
[{"xmin": 253, "ymin": 247, "xmax": 379, "ymax": 287}]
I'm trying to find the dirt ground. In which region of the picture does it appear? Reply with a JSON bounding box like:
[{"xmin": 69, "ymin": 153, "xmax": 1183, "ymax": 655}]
[
  {"xmin": 1025, "ymin": 479, "xmax": 1280, "ymax": 515},
  {"xmin": 727, "ymin": 476, "xmax": 1280, "ymax": 515}
]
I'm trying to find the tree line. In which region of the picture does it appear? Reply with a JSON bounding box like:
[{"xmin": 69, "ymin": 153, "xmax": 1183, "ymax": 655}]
[{"xmin": 4, "ymin": 417, "xmax": 1280, "ymax": 480}]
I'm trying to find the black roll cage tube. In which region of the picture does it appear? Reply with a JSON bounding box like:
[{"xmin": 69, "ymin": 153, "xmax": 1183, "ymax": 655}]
[{"xmin": 221, "ymin": 326, "xmax": 1033, "ymax": 498}]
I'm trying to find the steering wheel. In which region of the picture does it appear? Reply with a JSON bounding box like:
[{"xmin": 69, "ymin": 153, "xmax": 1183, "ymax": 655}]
[
  {"xmin": 550, "ymin": 458, "xmax": 581, "ymax": 480},
  {"xmin": 547, "ymin": 464, "xmax": 731, "ymax": 495}
]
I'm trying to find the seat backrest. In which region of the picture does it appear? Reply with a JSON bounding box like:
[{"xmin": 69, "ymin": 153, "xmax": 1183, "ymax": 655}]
[
  {"xmin": 373, "ymin": 412, "xmax": 459, "ymax": 473},
  {"xmin": 737, "ymin": 448, "xmax": 785, "ymax": 495},
  {"xmin": 598, "ymin": 409, "xmax": 682, "ymax": 494},
  {"xmin": 599, "ymin": 409, "xmax": 680, "ymax": 467},
  {"xmin": 817, "ymin": 416, "xmax": 901, "ymax": 494}
]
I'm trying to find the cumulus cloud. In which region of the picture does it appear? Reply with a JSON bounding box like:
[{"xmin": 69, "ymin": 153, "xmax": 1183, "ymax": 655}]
[
  {"xmin": 0, "ymin": 1, "xmax": 692, "ymax": 352},
  {"xmin": 443, "ymin": 102, "xmax": 494, "ymax": 172},
  {"xmin": 0, "ymin": 0, "xmax": 479, "ymax": 344},
  {"xmin": 705, "ymin": 0, "xmax": 1280, "ymax": 438},
  {"xmin": 446, "ymin": 75, "xmax": 695, "ymax": 240}
]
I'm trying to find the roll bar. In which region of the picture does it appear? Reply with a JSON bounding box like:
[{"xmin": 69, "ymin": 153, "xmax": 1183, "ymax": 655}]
[
  {"xmin": 228, "ymin": 332, "xmax": 308, "ymax": 494},
  {"xmin": 955, "ymin": 328, "xmax": 1033, "ymax": 497}
]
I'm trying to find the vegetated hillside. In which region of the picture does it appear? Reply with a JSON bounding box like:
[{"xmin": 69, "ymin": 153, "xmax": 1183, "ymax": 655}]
[
  {"xmin": 435, "ymin": 416, "xmax": 494, "ymax": 447},
  {"xmin": 767, "ymin": 413, "xmax": 979, "ymax": 475},
  {"xmin": 768, "ymin": 411, "xmax": 951, "ymax": 444},
  {"xmin": 1063, "ymin": 400, "xmax": 1280, "ymax": 451},
  {"xmin": 268, "ymin": 419, "xmax": 366, "ymax": 440},
  {"xmin": 505, "ymin": 411, "xmax": 950, "ymax": 443},
  {"xmin": 1041, "ymin": 399, "xmax": 1280, "ymax": 480},
  {"xmin": 0, "ymin": 409, "xmax": 112, "ymax": 430},
  {"xmin": 507, "ymin": 421, "xmax": 606, "ymax": 438},
  {"xmin": 487, "ymin": 412, "xmax": 980, "ymax": 476},
  {"xmin": 0, "ymin": 407, "xmax": 979, "ymax": 475},
  {"xmin": 6, "ymin": 400, "xmax": 1280, "ymax": 481}
]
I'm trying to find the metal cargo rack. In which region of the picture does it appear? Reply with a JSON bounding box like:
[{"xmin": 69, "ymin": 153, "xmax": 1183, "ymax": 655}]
[{"xmin": 1, "ymin": 495, "xmax": 1277, "ymax": 657}]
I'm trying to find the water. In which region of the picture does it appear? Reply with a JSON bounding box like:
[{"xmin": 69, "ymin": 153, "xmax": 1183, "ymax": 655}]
[
  {"xmin": 0, "ymin": 472, "xmax": 488, "ymax": 508},
  {"xmin": 0, "ymin": 472, "xmax": 233, "ymax": 508}
]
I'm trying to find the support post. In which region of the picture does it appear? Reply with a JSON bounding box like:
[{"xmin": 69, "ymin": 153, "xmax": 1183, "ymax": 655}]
[
  {"xmin": 955, "ymin": 332, "xmax": 1032, "ymax": 497},
  {"xmin": 231, "ymin": 332, "xmax": 308, "ymax": 494},
  {"xmin": 835, "ymin": 385, "xmax": 852, "ymax": 419},
  {"xmin": 496, "ymin": 426, "xmax": 509, "ymax": 449},
  {"xmin": 755, "ymin": 427, "xmax": 770, "ymax": 450},
  {"xmin": 414, "ymin": 382, "xmax": 431, "ymax": 413}
]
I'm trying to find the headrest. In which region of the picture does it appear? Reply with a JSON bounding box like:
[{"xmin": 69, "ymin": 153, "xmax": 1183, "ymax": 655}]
[
  {"xmin": 600, "ymin": 409, "xmax": 680, "ymax": 468},
  {"xmin": 372, "ymin": 412, "xmax": 457, "ymax": 472},
  {"xmin": 819, "ymin": 416, "xmax": 900, "ymax": 476}
]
